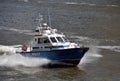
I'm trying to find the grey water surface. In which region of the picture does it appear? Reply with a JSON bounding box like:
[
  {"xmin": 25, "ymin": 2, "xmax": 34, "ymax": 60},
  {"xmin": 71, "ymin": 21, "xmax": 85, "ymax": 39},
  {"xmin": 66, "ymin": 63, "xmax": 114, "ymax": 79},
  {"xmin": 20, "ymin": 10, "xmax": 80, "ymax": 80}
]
[{"xmin": 0, "ymin": 0, "xmax": 120, "ymax": 81}]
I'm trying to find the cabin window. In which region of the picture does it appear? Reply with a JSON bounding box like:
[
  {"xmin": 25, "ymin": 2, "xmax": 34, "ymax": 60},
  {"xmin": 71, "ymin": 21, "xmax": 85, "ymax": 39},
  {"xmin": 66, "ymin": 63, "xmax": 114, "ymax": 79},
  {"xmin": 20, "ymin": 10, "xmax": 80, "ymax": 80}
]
[
  {"xmin": 38, "ymin": 38, "xmax": 50, "ymax": 44},
  {"xmin": 43, "ymin": 39, "xmax": 50, "ymax": 43},
  {"xmin": 56, "ymin": 37, "xmax": 64, "ymax": 42},
  {"xmin": 38, "ymin": 38, "xmax": 41, "ymax": 44},
  {"xmin": 50, "ymin": 37, "xmax": 57, "ymax": 43},
  {"xmin": 35, "ymin": 38, "xmax": 37, "ymax": 42}
]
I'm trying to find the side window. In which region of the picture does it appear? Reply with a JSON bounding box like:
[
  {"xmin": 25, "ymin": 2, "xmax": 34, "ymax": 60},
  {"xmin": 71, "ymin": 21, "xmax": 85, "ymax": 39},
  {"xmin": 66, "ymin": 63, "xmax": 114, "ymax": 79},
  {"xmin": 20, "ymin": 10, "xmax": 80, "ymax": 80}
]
[
  {"xmin": 50, "ymin": 37, "xmax": 57, "ymax": 43},
  {"xmin": 43, "ymin": 38, "xmax": 50, "ymax": 43},
  {"xmin": 35, "ymin": 38, "xmax": 37, "ymax": 42},
  {"xmin": 38, "ymin": 38, "xmax": 42, "ymax": 44},
  {"xmin": 38, "ymin": 38, "xmax": 50, "ymax": 44}
]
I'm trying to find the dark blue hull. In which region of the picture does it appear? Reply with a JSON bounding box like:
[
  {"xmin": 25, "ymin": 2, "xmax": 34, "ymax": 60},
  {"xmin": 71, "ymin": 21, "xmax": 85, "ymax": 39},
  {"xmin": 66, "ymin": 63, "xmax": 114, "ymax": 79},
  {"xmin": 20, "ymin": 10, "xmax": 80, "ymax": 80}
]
[{"xmin": 20, "ymin": 47, "xmax": 89, "ymax": 65}]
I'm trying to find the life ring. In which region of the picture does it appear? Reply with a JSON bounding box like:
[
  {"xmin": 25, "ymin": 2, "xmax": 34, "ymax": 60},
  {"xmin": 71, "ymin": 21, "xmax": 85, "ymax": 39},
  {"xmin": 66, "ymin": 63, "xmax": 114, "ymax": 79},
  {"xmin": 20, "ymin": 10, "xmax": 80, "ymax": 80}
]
[{"xmin": 22, "ymin": 44, "xmax": 28, "ymax": 51}]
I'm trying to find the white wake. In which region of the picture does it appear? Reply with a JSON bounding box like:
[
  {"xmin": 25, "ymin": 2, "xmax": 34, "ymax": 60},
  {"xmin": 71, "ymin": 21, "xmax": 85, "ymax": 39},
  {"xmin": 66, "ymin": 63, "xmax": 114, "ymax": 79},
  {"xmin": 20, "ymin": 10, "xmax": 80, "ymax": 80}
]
[{"xmin": 0, "ymin": 45, "xmax": 50, "ymax": 67}]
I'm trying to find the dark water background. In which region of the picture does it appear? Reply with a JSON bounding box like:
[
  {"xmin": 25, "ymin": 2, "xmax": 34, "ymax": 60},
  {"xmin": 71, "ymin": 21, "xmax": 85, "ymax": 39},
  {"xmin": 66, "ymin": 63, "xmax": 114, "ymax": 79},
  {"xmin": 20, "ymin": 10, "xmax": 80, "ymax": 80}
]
[{"xmin": 0, "ymin": 0, "xmax": 120, "ymax": 81}]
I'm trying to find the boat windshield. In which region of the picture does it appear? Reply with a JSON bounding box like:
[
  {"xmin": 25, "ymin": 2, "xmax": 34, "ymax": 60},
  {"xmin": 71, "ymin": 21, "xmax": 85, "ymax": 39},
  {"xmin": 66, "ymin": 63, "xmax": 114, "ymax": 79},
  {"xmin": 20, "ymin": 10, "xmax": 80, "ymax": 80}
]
[
  {"xmin": 56, "ymin": 37, "xmax": 64, "ymax": 42},
  {"xmin": 38, "ymin": 37, "xmax": 50, "ymax": 44},
  {"xmin": 62, "ymin": 37, "xmax": 69, "ymax": 42},
  {"xmin": 50, "ymin": 37, "xmax": 57, "ymax": 43}
]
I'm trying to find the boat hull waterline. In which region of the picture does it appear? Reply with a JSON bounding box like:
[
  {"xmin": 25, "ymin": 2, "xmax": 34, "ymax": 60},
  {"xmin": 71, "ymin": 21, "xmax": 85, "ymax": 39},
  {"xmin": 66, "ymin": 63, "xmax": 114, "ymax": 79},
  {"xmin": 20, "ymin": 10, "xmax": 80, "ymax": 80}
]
[{"xmin": 20, "ymin": 47, "xmax": 89, "ymax": 66}]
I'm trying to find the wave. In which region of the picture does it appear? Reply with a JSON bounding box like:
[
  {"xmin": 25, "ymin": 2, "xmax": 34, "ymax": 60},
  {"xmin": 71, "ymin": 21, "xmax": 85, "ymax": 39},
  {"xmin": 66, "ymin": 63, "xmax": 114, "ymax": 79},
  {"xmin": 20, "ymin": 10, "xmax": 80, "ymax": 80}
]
[
  {"xmin": 36, "ymin": 1, "xmax": 119, "ymax": 8},
  {"xmin": 96, "ymin": 46, "xmax": 120, "ymax": 52},
  {"xmin": 18, "ymin": 0, "xmax": 29, "ymax": 3},
  {"xmin": 80, "ymin": 45, "xmax": 120, "ymax": 68},
  {"xmin": 70, "ymin": 36, "xmax": 90, "ymax": 41},
  {"xmin": 80, "ymin": 45, "xmax": 102, "ymax": 66},
  {"xmin": 0, "ymin": 26, "xmax": 34, "ymax": 35},
  {"xmin": 64, "ymin": 2, "xmax": 119, "ymax": 8}
]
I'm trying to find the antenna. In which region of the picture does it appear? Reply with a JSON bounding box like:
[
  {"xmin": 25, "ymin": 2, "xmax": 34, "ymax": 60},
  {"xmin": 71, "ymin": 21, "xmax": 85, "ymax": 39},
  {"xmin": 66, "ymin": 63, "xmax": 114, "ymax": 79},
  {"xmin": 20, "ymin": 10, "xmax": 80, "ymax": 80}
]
[
  {"xmin": 35, "ymin": 13, "xmax": 43, "ymax": 27},
  {"xmin": 48, "ymin": 8, "xmax": 52, "ymax": 27},
  {"xmin": 38, "ymin": 13, "xmax": 43, "ymax": 27},
  {"xmin": 35, "ymin": 13, "xmax": 43, "ymax": 34}
]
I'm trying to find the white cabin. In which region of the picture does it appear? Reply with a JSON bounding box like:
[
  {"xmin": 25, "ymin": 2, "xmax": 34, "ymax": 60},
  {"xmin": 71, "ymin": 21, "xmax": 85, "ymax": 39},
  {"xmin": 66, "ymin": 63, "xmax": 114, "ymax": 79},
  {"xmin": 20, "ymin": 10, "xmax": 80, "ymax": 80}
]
[{"xmin": 31, "ymin": 25, "xmax": 78, "ymax": 51}]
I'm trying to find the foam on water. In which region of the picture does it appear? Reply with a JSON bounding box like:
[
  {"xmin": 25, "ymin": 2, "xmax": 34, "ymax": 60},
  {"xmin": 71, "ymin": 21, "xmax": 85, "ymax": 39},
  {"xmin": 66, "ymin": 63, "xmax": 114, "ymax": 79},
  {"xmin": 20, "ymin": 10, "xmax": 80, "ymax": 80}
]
[
  {"xmin": 0, "ymin": 45, "xmax": 50, "ymax": 67},
  {"xmin": 80, "ymin": 45, "xmax": 120, "ymax": 67},
  {"xmin": 0, "ymin": 45, "xmax": 20, "ymax": 53},
  {"xmin": 80, "ymin": 45, "xmax": 102, "ymax": 65},
  {"xmin": 0, "ymin": 54, "xmax": 50, "ymax": 67},
  {"xmin": 69, "ymin": 36, "xmax": 102, "ymax": 67}
]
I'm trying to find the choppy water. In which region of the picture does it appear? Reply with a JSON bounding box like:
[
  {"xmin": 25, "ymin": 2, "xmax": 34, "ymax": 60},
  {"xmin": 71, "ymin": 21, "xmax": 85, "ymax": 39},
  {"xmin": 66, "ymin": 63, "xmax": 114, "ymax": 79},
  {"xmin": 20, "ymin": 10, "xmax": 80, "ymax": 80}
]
[{"xmin": 0, "ymin": 0, "xmax": 120, "ymax": 81}]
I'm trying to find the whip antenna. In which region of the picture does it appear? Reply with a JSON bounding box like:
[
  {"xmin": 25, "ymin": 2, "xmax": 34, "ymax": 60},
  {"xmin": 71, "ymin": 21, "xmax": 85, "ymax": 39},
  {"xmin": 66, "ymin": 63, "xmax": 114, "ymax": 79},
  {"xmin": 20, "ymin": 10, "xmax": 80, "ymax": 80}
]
[{"xmin": 48, "ymin": 8, "xmax": 52, "ymax": 27}]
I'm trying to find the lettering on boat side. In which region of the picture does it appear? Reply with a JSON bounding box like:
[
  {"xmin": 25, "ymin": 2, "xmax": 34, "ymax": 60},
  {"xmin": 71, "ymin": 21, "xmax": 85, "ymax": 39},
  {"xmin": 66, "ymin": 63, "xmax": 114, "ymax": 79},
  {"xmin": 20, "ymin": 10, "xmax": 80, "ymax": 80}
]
[{"xmin": 23, "ymin": 52, "xmax": 40, "ymax": 57}]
